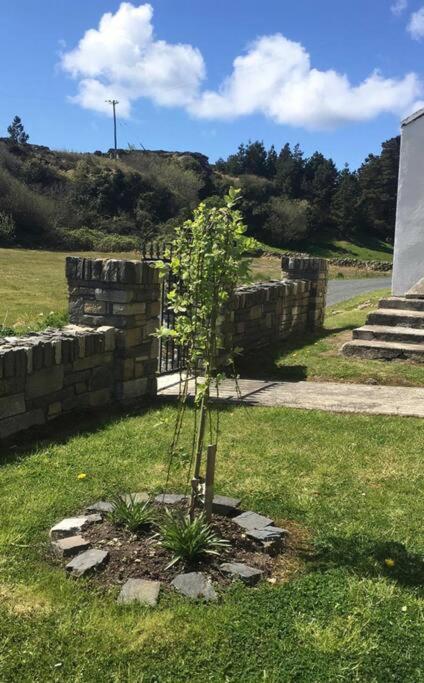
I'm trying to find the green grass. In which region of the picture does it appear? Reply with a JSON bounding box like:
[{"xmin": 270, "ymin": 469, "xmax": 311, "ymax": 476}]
[
  {"xmin": 257, "ymin": 235, "xmax": 393, "ymax": 262},
  {"xmin": 0, "ymin": 247, "xmax": 139, "ymax": 331},
  {"xmin": 0, "ymin": 404, "xmax": 423, "ymax": 681},
  {"xmin": 238, "ymin": 289, "xmax": 424, "ymax": 387}
]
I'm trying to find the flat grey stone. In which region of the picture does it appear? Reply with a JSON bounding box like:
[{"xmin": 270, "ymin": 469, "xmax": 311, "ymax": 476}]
[
  {"xmin": 50, "ymin": 514, "xmax": 102, "ymax": 540},
  {"xmin": 246, "ymin": 527, "xmax": 287, "ymax": 543},
  {"xmin": 212, "ymin": 495, "xmax": 241, "ymax": 516},
  {"xmin": 220, "ymin": 562, "xmax": 263, "ymax": 586},
  {"xmin": 117, "ymin": 579, "xmax": 161, "ymax": 606},
  {"xmin": 171, "ymin": 572, "xmax": 217, "ymax": 601},
  {"xmin": 53, "ymin": 535, "xmax": 90, "ymax": 558},
  {"xmin": 232, "ymin": 511, "xmax": 273, "ymax": 531},
  {"xmin": 123, "ymin": 492, "xmax": 149, "ymax": 505},
  {"xmin": 86, "ymin": 500, "xmax": 114, "ymax": 514},
  {"xmin": 66, "ymin": 549, "xmax": 109, "ymax": 577},
  {"xmin": 155, "ymin": 493, "xmax": 186, "ymax": 505}
]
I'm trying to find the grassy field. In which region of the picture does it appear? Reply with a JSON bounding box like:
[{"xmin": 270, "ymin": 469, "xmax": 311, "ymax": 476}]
[
  {"xmin": 0, "ymin": 248, "xmax": 140, "ymax": 331},
  {"xmin": 0, "ymin": 403, "xmax": 423, "ymax": 682},
  {"xmin": 249, "ymin": 254, "xmax": 389, "ymax": 283},
  {"xmin": 0, "ymin": 248, "xmax": 390, "ymax": 332},
  {"xmin": 238, "ymin": 288, "xmax": 424, "ymax": 387},
  {"xmin": 257, "ymin": 235, "xmax": 393, "ymax": 262}
]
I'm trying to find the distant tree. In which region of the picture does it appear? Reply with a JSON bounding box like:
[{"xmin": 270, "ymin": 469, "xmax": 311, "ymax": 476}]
[
  {"xmin": 7, "ymin": 116, "xmax": 29, "ymax": 144},
  {"xmin": 302, "ymin": 152, "xmax": 338, "ymax": 234},
  {"xmin": 357, "ymin": 136, "xmax": 400, "ymax": 241},
  {"xmin": 331, "ymin": 165, "xmax": 363, "ymax": 237},
  {"xmin": 275, "ymin": 143, "xmax": 305, "ymax": 198}
]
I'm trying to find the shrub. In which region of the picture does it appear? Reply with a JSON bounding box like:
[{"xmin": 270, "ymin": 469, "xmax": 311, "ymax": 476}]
[
  {"xmin": 0, "ymin": 167, "xmax": 57, "ymax": 244},
  {"xmin": 55, "ymin": 228, "xmax": 139, "ymax": 252},
  {"xmin": 108, "ymin": 495, "xmax": 156, "ymax": 533},
  {"xmin": 262, "ymin": 197, "xmax": 309, "ymax": 245},
  {"xmin": 0, "ymin": 211, "xmax": 16, "ymax": 245},
  {"xmin": 159, "ymin": 510, "xmax": 229, "ymax": 569}
]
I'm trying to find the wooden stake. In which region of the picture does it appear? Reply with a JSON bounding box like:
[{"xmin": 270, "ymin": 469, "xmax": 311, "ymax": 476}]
[{"xmin": 204, "ymin": 444, "xmax": 217, "ymax": 521}]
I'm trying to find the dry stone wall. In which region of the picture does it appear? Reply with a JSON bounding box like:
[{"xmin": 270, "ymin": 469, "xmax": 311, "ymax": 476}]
[
  {"xmin": 1, "ymin": 258, "xmax": 160, "ymax": 442},
  {"xmin": 222, "ymin": 256, "xmax": 328, "ymax": 355},
  {"xmin": 1, "ymin": 255, "xmax": 327, "ymax": 442}
]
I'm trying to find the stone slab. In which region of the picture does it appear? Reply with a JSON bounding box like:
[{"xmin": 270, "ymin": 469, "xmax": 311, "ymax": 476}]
[
  {"xmin": 154, "ymin": 493, "xmax": 187, "ymax": 505},
  {"xmin": 53, "ymin": 535, "xmax": 90, "ymax": 558},
  {"xmin": 220, "ymin": 562, "xmax": 263, "ymax": 586},
  {"xmin": 246, "ymin": 527, "xmax": 287, "ymax": 543},
  {"xmin": 171, "ymin": 572, "xmax": 217, "ymax": 601},
  {"xmin": 212, "ymin": 495, "xmax": 241, "ymax": 516},
  {"xmin": 66, "ymin": 549, "xmax": 109, "ymax": 577},
  {"xmin": 50, "ymin": 514, "xmax": 102, "ymax": 540},
  {"xmin": 86, "ymin": 501, "xmax": 114, "ymax": 514},
  {"xmin": 117, "ymin": 578, "xmax": 161, "ymax": 606},
  {"xmin": 232, "ymin": 511, "xmax": 274, "ymax": 531}
]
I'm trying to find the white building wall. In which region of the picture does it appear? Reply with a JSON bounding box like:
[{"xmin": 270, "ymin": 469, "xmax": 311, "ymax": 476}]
[{"xmin": 392, "ymin": 110, "xmax": 424, "ymax": 295}]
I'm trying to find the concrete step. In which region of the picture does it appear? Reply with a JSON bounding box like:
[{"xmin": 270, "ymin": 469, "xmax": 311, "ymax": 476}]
[
  {"xmin": 353, "ymin": 324, "xmax": 424, "ymax": 344},
  {"xmin": 341, "ymin": 339, "xmax": 424, "ymax": 361},
  {"xmin": 367, "ymin": 308, "xmax": 424, "ymax": 329},
  {"xmin": 379, "ymin": 296, "xmax": 424, "ymax": 312}
]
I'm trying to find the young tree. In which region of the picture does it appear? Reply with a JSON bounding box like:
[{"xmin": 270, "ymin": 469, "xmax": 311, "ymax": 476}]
[
  {"xmin": 157, "ymin": 188, "xmax": 254, "ymax": 518},
  {"xmin": 7, "ymin": 116, "xmax": 29, "ymax": 144}
]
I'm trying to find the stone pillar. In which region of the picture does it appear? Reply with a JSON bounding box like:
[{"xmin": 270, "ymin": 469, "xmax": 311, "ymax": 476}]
[
  {"xmin": 281, "ymin": 256, "xmax": 328, "ymax": 330},
  {"xmin": 66, "ymin": 257, "xmax": 160, "ymax": 402}
]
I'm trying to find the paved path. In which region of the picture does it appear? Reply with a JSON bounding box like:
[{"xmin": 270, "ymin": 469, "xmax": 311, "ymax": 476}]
[
  {"xmin": 327, "ymin": 277, "xmax": 391, "ymax": 306},
  {"xmin": 158, "ymin": 374, "xmax": 424, "ymax": 418}
]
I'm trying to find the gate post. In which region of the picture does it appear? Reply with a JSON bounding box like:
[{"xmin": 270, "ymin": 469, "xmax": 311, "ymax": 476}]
[
  {"xmin": 281, "ymin": 256, "xmax": 328, "ymax": 331},
  {"xmin": 66, "ymin": 257, "xmax": 160, "ymax": 403}
]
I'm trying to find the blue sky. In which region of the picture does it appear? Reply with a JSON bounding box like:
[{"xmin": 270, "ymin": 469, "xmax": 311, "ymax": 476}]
[{"xmin": 1, "ymin": 0, "xmax": 424, "ymax": 168}]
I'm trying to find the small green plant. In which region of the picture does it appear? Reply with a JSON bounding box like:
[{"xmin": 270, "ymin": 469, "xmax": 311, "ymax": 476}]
[
  {"xmin": 159, "ymin": 509, "xmax": 229, "ymax": 569},
  {"xmin": 108, "ymin": 494, "xmax": 155, "ymax": 533}
]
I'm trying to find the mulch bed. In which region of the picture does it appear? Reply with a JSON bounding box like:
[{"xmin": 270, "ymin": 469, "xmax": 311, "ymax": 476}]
[{"xmin": 70, "ymin": 502, "xmax": 312, "ymax": 591}]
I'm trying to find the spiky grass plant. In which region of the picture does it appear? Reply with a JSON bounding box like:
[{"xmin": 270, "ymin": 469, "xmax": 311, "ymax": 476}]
[
  {"xmin": 108, "ymin": 494, "xmax": 155, "ymax": 533},
  {"xmin": 159, "ymin": 509, "xmax": 230, "ymax": 569}
]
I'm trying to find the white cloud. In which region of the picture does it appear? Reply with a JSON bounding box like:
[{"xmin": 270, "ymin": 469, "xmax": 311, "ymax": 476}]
[
  {"xmin": 61, "ymin": 3, "xmax": 422, "ymax": 130},
  {"xmin": 61, "ymin": 2, "xmax": 205, "ymax": 117},
  {"xmin": 391, "ymin": 0, "xmax": 407, "ymax": 16},
  {"xmin": 190, "ymin": 34, "xmax": 422, "ymax": 130},
  {"xmin": 407, "ymin": 7, "xmax": 424, "ymax": 39}
]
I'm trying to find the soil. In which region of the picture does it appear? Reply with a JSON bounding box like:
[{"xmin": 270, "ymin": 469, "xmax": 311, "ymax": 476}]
[{"xmin": 52, "ymin": 502, "xmax": 312, "ymax": 591}]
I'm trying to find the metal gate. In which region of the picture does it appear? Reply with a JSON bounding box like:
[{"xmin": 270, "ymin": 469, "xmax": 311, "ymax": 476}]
[{"xmin": 141, "ymin": 241, "xmax": 186, "ymax": 375}]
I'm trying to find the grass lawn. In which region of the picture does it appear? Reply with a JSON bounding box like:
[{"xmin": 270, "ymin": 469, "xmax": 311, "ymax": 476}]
[
  {"xmin": 238, "ymin": 289, "xmax": 424, "ymax": 387},
  {"xmin": 0, "ymin": 404, "xmax": 423, "ymax": 681}
]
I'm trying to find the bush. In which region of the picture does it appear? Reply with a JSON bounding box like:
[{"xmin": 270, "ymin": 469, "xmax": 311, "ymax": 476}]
[
  {"xmin": 262, "ymin": 197, "xmax": 309, "ymax": 245},
  {"xmin": 158, "ymin": 510, "xmax": 229, "ymax": 569},
  {"xmin": 0, "ymin": 167, "xmax": 57, "ymax": 244},
  {"xmin": 0, "ymin": 211, "xmax": 16, "ymax": 245},
  {"xmin": 55, "ymin": 227, "xmax": 139, "ymax": 252},
  {"xmin": 108, "ymin": 495, "xmax": 156, "ymax": 533}
]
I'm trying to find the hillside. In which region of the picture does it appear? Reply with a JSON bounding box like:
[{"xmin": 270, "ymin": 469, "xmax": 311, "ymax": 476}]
[{"xmin": 0, "ymin": 134, "xmax": 398, "ymax": 257}]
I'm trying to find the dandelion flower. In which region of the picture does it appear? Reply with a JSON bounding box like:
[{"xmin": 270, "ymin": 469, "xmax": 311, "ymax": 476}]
[
  {"xmin": 384, "ymin": 558, "xmax": 395, "ymax": 568},
  {"xmin": 77, "ymin": 473, "xmax": 87, "ymax": 480}
]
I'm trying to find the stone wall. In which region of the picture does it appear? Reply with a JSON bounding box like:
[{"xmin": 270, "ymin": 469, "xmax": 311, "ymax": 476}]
[
  {"xmin": 222, "ymin": 256, "xmax": 328, "ymax": 355},
  {"xmin": 0, "ymin": 325, "xmax": 115, "ymax": 440},
  {"xmin": 1, "ymin": 258, "xmax": 160, "ymax": 441},
  {"xmin": 1, "ymin": 255, "xmax": 328, "ymax": 441}
]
